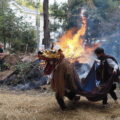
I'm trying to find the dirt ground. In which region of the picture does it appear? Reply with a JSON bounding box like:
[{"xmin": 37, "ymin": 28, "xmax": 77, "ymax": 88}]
[{"xmin": 0, "ymin": 89, "xmax": 120, "ymax": 120}]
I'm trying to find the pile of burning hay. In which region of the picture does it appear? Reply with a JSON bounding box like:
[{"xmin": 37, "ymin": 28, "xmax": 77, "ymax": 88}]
[
  {"xmin": 0, "ymin": 55, "xmax": 49, "ymax": 91},
  {"xmin": 0, "ymin": 52, "xmax": 91, "ymax": 91}
]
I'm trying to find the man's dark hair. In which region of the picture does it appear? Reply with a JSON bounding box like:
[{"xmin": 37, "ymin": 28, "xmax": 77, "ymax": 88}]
[
  {"xmin": 94, "ymin": 47, "xmax": 104, "ymax": 54},
  {"xmin": 58, "ymin": 49, "xmax": 63, "ymax": 52}
]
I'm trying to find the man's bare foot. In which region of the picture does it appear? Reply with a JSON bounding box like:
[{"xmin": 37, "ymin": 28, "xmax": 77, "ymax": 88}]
[{"xmin": 73, "ymin": 96, "xmax": 80, "ymax": 102}]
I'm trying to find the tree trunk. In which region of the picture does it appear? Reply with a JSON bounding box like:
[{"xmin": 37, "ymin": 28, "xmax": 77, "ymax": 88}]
[
  {"xmin": 43, "ymin": 0, "xmax": 50, "ymax": 48},
  {"xmin": 68, "ymin": 0, "xmax": 72, "ymax": 5}
]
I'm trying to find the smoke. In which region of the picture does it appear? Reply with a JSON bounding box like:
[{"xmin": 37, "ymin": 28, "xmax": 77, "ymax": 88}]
[
  {"xmin": 80, "ymin": 8, "xmax": 86, "ymax": 17},
  {"xmin": 100, "ymin": 33, "xmax": 120, "ymax": 63},
  {"xmin": 84, "ymin": 1, "xmax": 120, "ymax": 63},
  {"xmin": 74, "ymin": 62, "xmax": 91, "ymax": 79}
]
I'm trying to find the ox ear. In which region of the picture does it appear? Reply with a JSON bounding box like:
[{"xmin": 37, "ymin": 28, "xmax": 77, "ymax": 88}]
[
  {"xmin": 38, "ymin": 51, "xmax": 43, "ymax": 55},
  {"xmin": 58, "ymin": 49, "xmax": 63, "ymax": 52}
]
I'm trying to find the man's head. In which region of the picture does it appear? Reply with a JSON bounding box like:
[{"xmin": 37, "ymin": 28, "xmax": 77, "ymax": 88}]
[
  {"xmin": 58, "ymin": 49, "xmax": 63, "ymax": 53},
  {"xmin": 94, "ymin": 47, "xmax": 104, "ymax": 59}
]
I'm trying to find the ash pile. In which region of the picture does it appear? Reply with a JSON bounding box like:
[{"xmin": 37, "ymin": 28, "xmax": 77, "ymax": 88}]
[{"xmin": 0, "ymin": 55, "xmax": 49, "ymax": 91}]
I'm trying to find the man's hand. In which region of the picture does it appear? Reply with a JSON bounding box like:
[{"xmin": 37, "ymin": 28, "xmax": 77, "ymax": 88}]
[
  {"xmin": 113, "ymin": 69, "xmax": 117, "ymax": 74},
  {"xmin": 97, "ymin": 85, "xmax": 104, "ymax": 90},
  {"xmin": 94, "ymin": 59, "xmax": 100, "ymax": 64}
]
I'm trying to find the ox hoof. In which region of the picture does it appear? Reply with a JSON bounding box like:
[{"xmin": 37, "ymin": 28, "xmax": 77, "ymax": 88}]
[
  {"xmin": 61, "ymin": 106, "xmax": 67, "ymax": 111},
  {"xmin": 73, "ymin": 96, "xmax": 80, "ymax": 102}
]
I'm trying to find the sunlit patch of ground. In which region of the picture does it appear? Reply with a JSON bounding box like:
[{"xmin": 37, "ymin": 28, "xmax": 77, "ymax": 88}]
[{"xmin": 0, "ymin": 89, "xmax": 120, "ymax": 120}]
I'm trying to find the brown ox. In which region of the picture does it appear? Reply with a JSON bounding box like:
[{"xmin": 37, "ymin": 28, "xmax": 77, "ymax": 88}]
[{"xmin": 38, "ymin": 50, "xmax": 80, "ymax": 110}]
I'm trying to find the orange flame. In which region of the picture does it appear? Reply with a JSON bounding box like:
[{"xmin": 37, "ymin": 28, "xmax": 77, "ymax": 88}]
[{"xmin": 57, "ymin": 11, "xmax": 99, "ymax": 63}]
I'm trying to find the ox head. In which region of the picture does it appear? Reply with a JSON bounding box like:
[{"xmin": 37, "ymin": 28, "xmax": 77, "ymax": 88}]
[{"xmin": 38, "ymin": 49, "xmax": 64, "ymax": 75}]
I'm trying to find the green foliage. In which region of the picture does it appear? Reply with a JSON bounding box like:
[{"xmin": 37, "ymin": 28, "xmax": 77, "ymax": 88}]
[
  {"xmin": 93, "ymin": 0, "xmax": 120, "ymax": 19},
  {"xmin": 15, "ymin": 0, "xmax": 43, "ymax": 12},
  {"xmin": 15, "ymin": 62, "xmax": 31, "ymax": 73},
  {"xmin": 0, "ymin": 2, "xmax": 36, "ymax": 53},
  {"xmin": 50, "ymin": 3, "xmax": 68, "ymax": 21},
  {"xmin": 50, "ymin": 0, "xmax": 87, "ymax": 31},
  {"xmin": 50, "ymin": 3, "xmax": 69, "ymax": 32}
]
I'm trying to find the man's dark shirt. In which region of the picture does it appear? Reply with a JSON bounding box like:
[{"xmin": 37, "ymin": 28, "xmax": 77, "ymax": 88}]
[{"xmin": 96, "ymin": 54, "xmax": 119, "ymax": 84}]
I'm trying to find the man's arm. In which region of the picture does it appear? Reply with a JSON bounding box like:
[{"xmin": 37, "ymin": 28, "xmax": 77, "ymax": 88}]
[{"xmin": 107, "ymin": 58, "xmax": 119, "ymax": 72}]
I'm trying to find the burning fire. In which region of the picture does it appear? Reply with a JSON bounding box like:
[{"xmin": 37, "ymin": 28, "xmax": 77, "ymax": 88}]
[{"xmin": 57, "ymin": 9, "xmax": 98, "ymax": 63}]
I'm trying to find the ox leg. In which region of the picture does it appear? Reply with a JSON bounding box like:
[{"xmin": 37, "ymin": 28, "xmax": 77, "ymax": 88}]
[
  {"xmin": 55, "ymin": 93, "xmax": 66, "ymax": 110},
  {"xmin": 65, "ymin": 91, "xmax": 76, "ymax": 100},
  {"xmin": 65, "ymin": 91, "xmax": 80, "ymax": 101}
]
